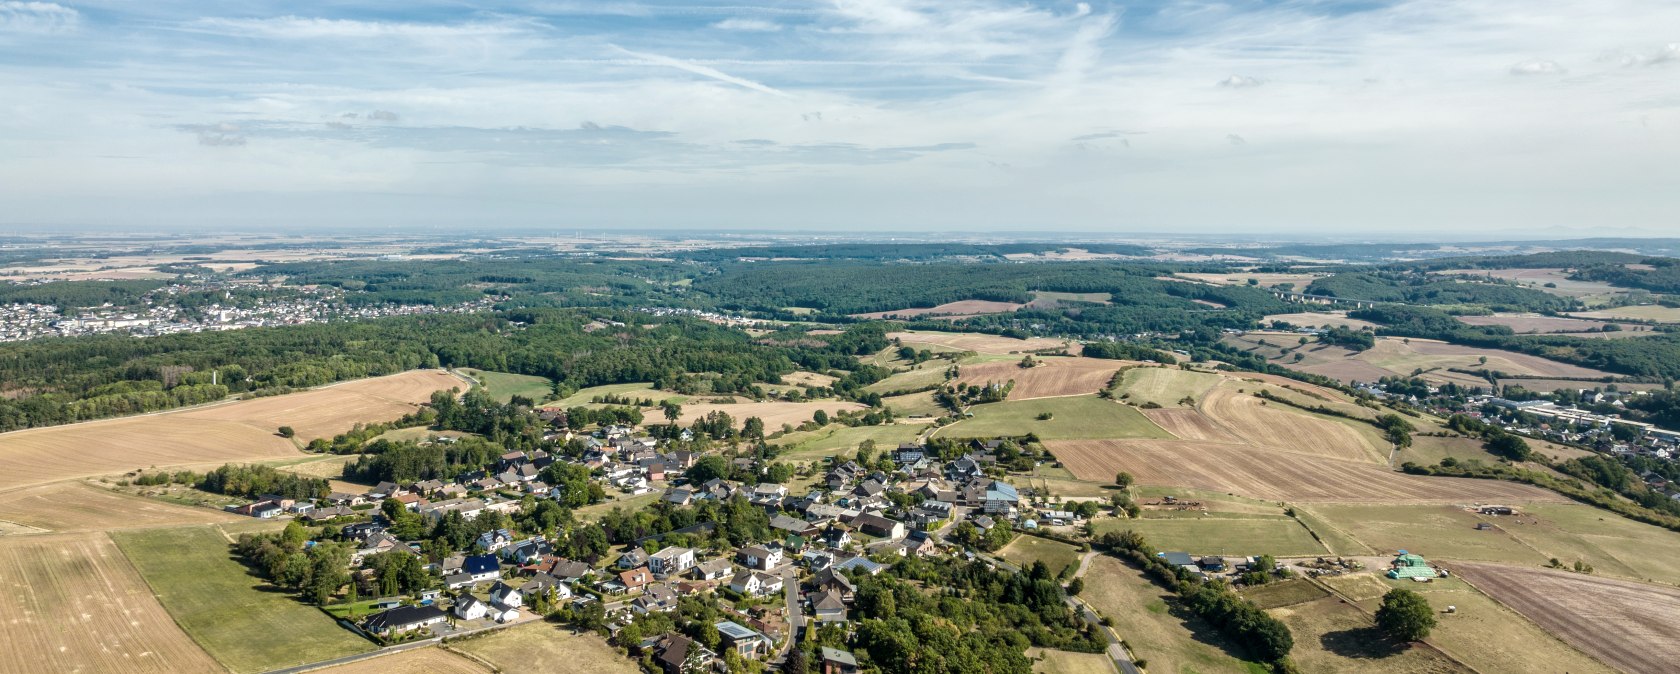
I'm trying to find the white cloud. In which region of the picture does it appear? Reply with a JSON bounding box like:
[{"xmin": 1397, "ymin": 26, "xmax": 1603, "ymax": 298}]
[
  {"xmin": 1510, "ymin": 59, "xmax": 1566, "ymax": 75},
  {"xmin": 1217, "ymin": 74, "xmax": 1263, "ymax": 88},
  {"xmin": 183, "ymin": 16, "xmax": 538, "ymax": 40},
  {"xmin": 712, "ymin": 18, "xmax": 781, "ymax": 32},
  {"xmin": 1226, "ymin": 134, "xmax": 1247, "ymax": 145},
  {"xmin": 0, "ymin": 1, "xmax": 78, "ymax": 33}
]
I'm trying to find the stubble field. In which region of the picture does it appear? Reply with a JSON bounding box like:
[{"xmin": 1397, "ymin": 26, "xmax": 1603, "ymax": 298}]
[
  {"xmin": 0, "ymin": 482, "xmax": 240, "ymax": 534},
  {"xmin": 954, "ymin": 357, "xmax": 1127, "ymax": 399},
  {"xmin": 888, "ymin": 330, "xmax": 1077, "ymax": 355},
  {"xmin": 677, "ymin": 400, "xmax": 867, "ymax": 429},
  {"xmin": 1453, "ymin": 563, "xmax": 1680, "ymax": 674}
]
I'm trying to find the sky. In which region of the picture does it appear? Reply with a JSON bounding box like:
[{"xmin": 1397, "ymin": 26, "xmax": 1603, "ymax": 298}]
[{"xmin": 0, "ymin": 0, "xmax": 1676, "ymax": 235}]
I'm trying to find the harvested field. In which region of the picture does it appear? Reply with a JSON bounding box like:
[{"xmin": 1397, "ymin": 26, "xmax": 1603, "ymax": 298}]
[
  {"xmin": 954, "ymin": 357, "xmax": 1127, "ymax": 400},
  {"xmin": 0, "ymin": 532, "xmax": 223, "ymax": 674},
  {"xmin": 450, "ymin": 622, "xmax": 637, "ymax": 674},
  {"xmin": 1113, "ymin": 367, "xmax": 1223, "ymax": 408},
  {"xmin": 1024, "ymin": 291, "xmax": 1111, "ymax": 310},
  {"xmin": 1433, "ymin": 268, "xmax": 1628, "ymax": 301},
  {"xmin": 1178, "ymin": 272, "xmax": 1323, "ymax": 289},
  {"xmin": 0, "ymin": 482, "xmax": 239, "ymax": 534},
  {"xmin": 1454, "ymin": 562, "xmax": 1680, "ymax": 674},
  {"xmin": 678, "ymin": 400, "xmax": 866, "ymax": 429},
  {"xmin": 1363, "ymin": 338, "xmax": 1611, "ymax": 379},
  {"xmin": 852, "ymin": 300, "xmax": 1025, "ymax": 319},
  {"xmin": 1264, "ymin": 311, "xmax": 1378, "ymax": 330},
  {"xmin": 937, "ymin": 396, "xmax": 1171, "ymax": 441},
  {"xmin": 0, "ymin": 370, "xmax": 460, "ymax": 493},
  {"xmin": 888, "ymin": 330, "xmax": 1076, "ymax": 355},
  {"xmin": 312, "ymin": 647, "xmax": 490, "ymax": 674},
  {"xmin": 782, "ymin": 370, "xmax": 838, "ymax": 388},
  {"xmin": 1269, "ymin": 597, "xmax": 1468, "ymax": 674},
  {"xmin": 1456, "ymin": 313, "xmax": 1637, "ymax": 334},
  {"xmin": 1199, "ymin": 386, "xmax": 1384, "ymax": 463},
  {"xmin": 1141, "ymin": 408, "xmax": 1244, "ymax": 443},
  {"xmin": 1045, "ymin": 439, "xmax": 1565, "ymax": 503},
  {"xmin": 1569, "ymin": 305, "xmax": 1680, "ymax": 323}
]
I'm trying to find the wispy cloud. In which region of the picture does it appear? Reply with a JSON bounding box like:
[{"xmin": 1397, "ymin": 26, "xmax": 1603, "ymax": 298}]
[
  {"xmin": 0, "ymin": 1, "xmax": 78, "ymax": 34},
  {"xmin": 1218, "ymin": 74, "xmax": 1263, "ymax": 88},
  {"xmin": 1510, "ymin": 59, "xmax": 1566, "ymax": 75},
  {"xmin": 712, "ymin": 18, "xmax": 781, "ymax": 32},
  {"xmin": 182, "ymin": 15, "xmax": 540, "ymax": 40},
  {"xmin": 609, "ymin": 45, "xmax": 788, "ymax": 96}
]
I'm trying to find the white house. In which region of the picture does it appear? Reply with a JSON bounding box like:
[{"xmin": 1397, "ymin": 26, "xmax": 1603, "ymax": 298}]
[
  {"xmin": 737, "ymin": 544, "xmax": 783, "ymax": 570},
  {"xmin": 455, "ymin": 594, "xmax": 488, "ymax": 620},
  {"xmin": 489, "ymin": 581, "xmax": 523, "ymax": 609},
  {"xmin": 729, "ymin": 570, "xmax": 784, "ymax": 597},
  {"xmin": 648, "ymin": 546, "xmax": 696, "ymax": 576}
]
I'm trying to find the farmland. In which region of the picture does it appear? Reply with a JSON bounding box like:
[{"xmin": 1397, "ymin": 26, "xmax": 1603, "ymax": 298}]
[
  {"xmin": 996, "ymin": 535, "xmax": 1083, "ymax": 576},
  {"xmin": 113, "ymin": 524, "xmax": 374, "ymax": 673},
  {"xmin": 1238, "ymin": 579, "xmax": 1329, "ymax": 610},
  {"xmin": 313, "ymin": 647, "xmax": 490, "ymax": 674},
  {"xmin": 1266, "ymin": 597, "xmax": 1467, "ymax": 674},
  {"xmin": 852, "ymin": 299, "xmax": 1025, "ymax": 319},
  {"xmin": 1430, "ymin": 268, "xmax": 1629, "ymax": 302},
  {"xmin": 0, "ymin": 481, "xmax": 240, "ymax": 533},
  {"xmin": 1092, "ymin": 516, "xmax": 1326, "ymax": 557},
  {"xmin": 677, "ymin": 400, "xmax": 867, "ymax": 429},
  {"xmin": 865, "ymin": 364, "xmax": 951, "ymax": 394},
  {"xmin": 881, "ymin": 390, "xmax": 945, "ymax": 417},
  {"xmin": 457, "ymin": 368, "xmax": 553, "ymax": 403},
  {"xmin": 0, "ymin": 532, "xmax": 223, "ymax": 674},
  {"xmin": 549, "ymin": 383, "xmax": 687, "ymax": 408},
  {"xmin": 1198, "ymin": 385, "xmax": 1385, "ymax": 463},
  {"xmin": 1078, "ymin": 555, "xmax": 1260, "ymax": 674},
  {"xmin": 1046, "ymin": 439, "xmax": 1564, "ymax": 503},
  {"xmin": 1263, "ymin": 311, "xmax": 1379, "ymax": 330},
  {"xmin": 1259, "ymin": 336, "xmax": 1619, "ymax": 387},
  {"xmin": 449, "ymin": 622, "xmax": 637, "ymax": 674},
  {"xmin": 888, "ymin": 330, "xmax": 1076, "ymax": 355},
  {"xmin": 935, "ymin": 396, "xmax": 1171, "ymax": 441},
  {"xmin": 772, "ymin": 422, "xmax": 930, "ymax": 464},
  {"xmin": 0, "ymin": 369, "xmax": 460, "ymax": 492},
  {"xmin": 1454, "ymin": 563, "xmax": 1680, "ymax": 674},
  {"xmin": 954, "ymin": 357, "xmax": 1127, "ymax": 400},
  {"xmin": 1177, "ymin": 272, "xmax": 1323, "ymax": 289},
  {"xmin": 1111, "ymin": 367, "xmax": 1223, "ymax": 408},
  {"xmin": 1455, "ymin": 313, "xmax": 1639, "ymax": 334},
  {"xmin": 1568, "ymin": 304, "xmax": 1680, "ymax": 323}
]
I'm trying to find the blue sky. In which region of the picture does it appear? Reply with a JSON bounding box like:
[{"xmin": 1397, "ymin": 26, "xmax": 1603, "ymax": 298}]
[{"xmin": 0, "ymin": 0, "xmax": 1676, "ymax": 234}]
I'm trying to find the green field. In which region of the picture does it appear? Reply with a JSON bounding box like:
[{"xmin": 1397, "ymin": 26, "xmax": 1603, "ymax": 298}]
[
  {"xmin": 1093, "ymin": 516, "xmax": 1327, "ymax": 557},
  {"xmin": 551, "ymin": 382, "xmax": 688, "ymax": 408},
  {"xmin": 1080, "ymin": 555, "xmax": 1261, "ymax": 674},
  {"xmin": 1238, "ymin": 579, "xmax": 1329, "ymax": 609},
  {"xmin": 772, "ymin": 423, "xmax": 929, "ymax": 464},
  {"xmin": 997, "ymin": 535, "xmax": 1084, "ymax": 577},
  {"xmin": 112, "ymin": 524, "xmax": 374, "ymax": 673},
  {"xmin": 935, "ymin": 395, "xmax": 1172, "ymax": 440},
  {"xmin": 1113, "ymin": 367, "xmax": 1224, "ymax": 407},
  {"xmin": 864, "ymin": 364, "xmax": 951, "ymax": 393},
  {"xmin": 459, "ymin": 369, "xmax": 554, "ymax": 403},
  {"xmin": 882, "ymin": 390, "xmax": 945, "ymax": 417},
  {"xmin": 573, "ymin": 490, "xmax": 665, "ymax": 523}
]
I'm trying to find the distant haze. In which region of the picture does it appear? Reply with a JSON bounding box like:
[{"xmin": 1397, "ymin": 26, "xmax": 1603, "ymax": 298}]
[{"xmin": 0, "ymin": 1, "xmax": 1676, "ymax": 233}]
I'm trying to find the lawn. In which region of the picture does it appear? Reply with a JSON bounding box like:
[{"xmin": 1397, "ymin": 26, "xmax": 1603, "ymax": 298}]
[
  {"xmin": 1079, "ymin": 555, "xmax": 1261, "ymax": 674},
  {"xmin": 1092, "ymin": 516, "xmax": 1327, "ymax": 557},
  {"xmin": 935, "ymin": 395, "xmax": 1172, "ymax": 441},
  {"xmin": 772, "ymin": 423, "xmax": 930, "ymax": 464},
  {"xmin": 458, "ymin": 369, "xmax": 553, "ymax": 404},
  {"xmin": 112, "ymin": 524, "xmax": 374, "ymax": 673},
  {"xmin": 1027, "ymin": 647, "xmax": 1116, "ymax": 674},
  {"xmin": 1238, "ymin": 579, "xmax": 1329, "ymax": 609},
  {"xmin": 449, "ymin": 621, "xmax": 637, "ymax": 674},
  {"xmin": 997, "ymin": 536, "xmax": 1083, "ymax": 577}
]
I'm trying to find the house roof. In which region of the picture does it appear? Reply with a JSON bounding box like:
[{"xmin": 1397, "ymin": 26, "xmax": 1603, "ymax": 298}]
[
  {"xmin": 715, "ymin": 620, "xmax": 762, "ymax": 642},
  {"xmin": 463, "ymin": 554, "xmax": 501, "ymax": 574},
  {"xmin": 365, "ymin": 605, "xmax": 446, "ymax": 631},
  {"xmin": 821, "ymin": 648, "xmax": 859, "ymax": 666}
]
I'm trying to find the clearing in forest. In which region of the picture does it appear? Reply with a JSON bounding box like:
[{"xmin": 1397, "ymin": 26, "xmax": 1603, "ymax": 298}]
[
  {"xmin": 0, "ymin": 370, "xmax": 460, "ymax": 493},
  {"xmin": 954, "ymin": 357, "xmax": 1127, "ymax": 400},
  {"xmin": 1454, "ymin": 562, "xmax": 1680, "ymax": 674},
  {"xmin": 0, "ymin": 532, "xmax": 223, "ymax": 674}
]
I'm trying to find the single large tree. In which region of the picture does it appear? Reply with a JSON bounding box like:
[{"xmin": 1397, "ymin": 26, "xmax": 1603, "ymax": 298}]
[{"xmin": 1375, "ymin": 588, "xmax": 1437, "ymax": 642}]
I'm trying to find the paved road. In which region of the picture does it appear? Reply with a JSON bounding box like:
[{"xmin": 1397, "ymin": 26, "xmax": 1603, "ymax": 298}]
[
  {"xmin": 769, "ymin": 565, "xmax": 803, "ymax": 665},
  {"xmin": 980, "ymin": 550, "xmax": 1141, "ymax": 674}
]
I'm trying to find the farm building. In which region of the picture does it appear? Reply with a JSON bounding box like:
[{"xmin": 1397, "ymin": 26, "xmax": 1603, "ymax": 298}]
[{"xmin": 1386, "ymin": 551, "xmax": 1440, "ymax": 580}]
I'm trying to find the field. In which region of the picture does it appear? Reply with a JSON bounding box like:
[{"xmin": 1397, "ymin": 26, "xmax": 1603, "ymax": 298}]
[
  {"xmin": 1079, "ymin": 555, "xmax": 1260, "ymax": 674},
  {"xmin": 1431, "ymin": 268, "xmax": 1629, "ymax": 303},
  {"xmin": 1027, "ymin": 647, "xmax": 1116, "ymax": 674},
  {"xmin": 1238, "ymin": 579, "xmax": 1329, "ymax": 609},
  {"xmin": 1568, "ymin": 304, "xmax": 1680, "ymax": 323},
  {"xmin": 0, "ymin": 532, "xmax": 224, "ymax": 674},
  {"xmin": 1025, "ymin": 290, "xmax": 1112, "ymax": 309},
  {"xmin": 782, "ymin": 370, "xmax": 838, "ymax": 388},
  {"xmin": 888, "ymin": 330, "xmax": 1076, "ymax": 355},
  {"xmin": 457, "ymin": 368, "xmax": 553, "ymax": 403},
  {"xmin": 549, "ymin": 383, "xmax": 687, "ymax": 408},
  {"xmin": 449, "ymin": 622, "xmax": 637, "ymax": 674},
  {"xmin": 852, "ymin": 299, "xmax": 1025, "ymax": 319},
  {"xmin": 314, "ymin": 647, "xmax": 490, "ymax": 674},
  {"xmin": 935, "ymin": 396, "xmax": 1172, "ymax": 441},
  {"xmin": 1454, "ymin": 563, "xmax": 1680, "ymax": 674},
  {"xmin": 1112, "ymin": 367, "xmax": 1223, "ymax": 408},
  {"xmin": 1263, "ymin": 311, "xmax": 1379, "ymax": 330},
  {"xmin": 1045, "ymin": 439, "xmax": 1564, "ymax": 503},
  {"xmin": 1272, "ymin": 337, "xmax": 1617, "ymax": 387},
  {"xmin": 1301, "ymin": 503, "xmax": 1680, "ymax": 585},
  {"xmin": 1140, "ymin": 408, "xmax": 1245, "ymax": 443},
  {"xmin": 954, "ymin": 357, "xmax": 1127, "ymax": 400},
  {"xmin": 677, "ymin": 400, "xmax": 866, "ymax": 430},
  {"xmin": 1267, "ymin": 597, "xmax": 1467, "ymax": 674},
  {"xmin": 881, "ymin": 390, "xmax": 944, "ymax": 417},
  {"xmin": 0, "ymin": 481, "xmax": 240, "ymax": 534},
  {"xmin": 573, "ymin": 490, "xmax": 664, "ymax": 522},
  {"xmin": 112, "ymin": 524, "xmax": 374, "ymax": 673},
  {"xmin": 1494, "ymin": 378, "xmax": 1666, "ymax": 393},
  {"xmin": 1198, "ymin": 385, "xmax": 1385, "ymax": 463},
  {"xmin": 773, "ymin": 423, "xmax": 929, "ymax": 464},
  {"xmin": 0, "ymin": 370, "xmax": 461, "ymax": 493},
  {"xmin": 1455, "ymin": 313, "xmax": 1636, "ymax": 334},
  {"xmin": 1177, "ymin": 272, "xmax": 1323, "ymax": 289},
  {"xmin": 997, "ymin": 536, "xmax": 1083, "ymax": 576},
  {"xmin": 865, "ymin": 363, "xmax": 951, "ymax": 394},
  {"xmin": 1093, "ymin": 516, "xmax": 1326, "ymax": 557}
]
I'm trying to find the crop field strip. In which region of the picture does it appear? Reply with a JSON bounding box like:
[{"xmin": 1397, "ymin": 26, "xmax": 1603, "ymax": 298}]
[
  {"xmin": 312, "ymin": 647, "xmax": 490, "ymax": 674},
  {"xmin": 677, "ymin": 400, "xmax": 867, "ymax": 429},
  {"xmin": 0, "ymin": 370, "xmax": 461, "ymax": 493},
  {"xmin": 1453, "ymin": 562, "xmax": 1680, "ymax": 674},
  {"xmin": 0, "ymin": 481, "xmax": 241, "ymax": 534},
  {"xmin": 952, "ymin": 356, "xmax": 1129, "ymax": 400},
  {"xmin": 887, "ymin": 330, "xmax": 1077, "ymax": 355},
  {"xmin": 0, "ymin": 532, "xmax": 224, "ymax": 674}
]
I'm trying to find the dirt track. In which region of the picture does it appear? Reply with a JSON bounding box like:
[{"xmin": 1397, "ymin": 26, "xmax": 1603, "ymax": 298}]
[{"xmin": 1454, "ymin": 562, "xmax": 1680, "ymax": 674}]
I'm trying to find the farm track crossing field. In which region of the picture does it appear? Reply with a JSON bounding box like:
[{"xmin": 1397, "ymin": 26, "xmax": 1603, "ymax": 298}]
[
  {"xmin": 677, "ymin": 400, "xmax": 867, "ymax": 429},
  {"xmin": 312, "ymin": 646, "xmax": 490, "ymax": 674},
  {"xmin": 449, "ymin": 622, "xmax": 638, "ymax": 674},
  {"xmin": 1141, "ymin": 408, "xmax": 1244, "ymax": 443},
  {"xmin": 0, "ymin": 481, "xmax": 240, "ymax": 533},
  {"xmin": 1454, "ymin": 562, "xmax": 1680, "ymax": 674},
  {"xmin": 113, "ymin": 524, "xmax": 374, "ymax": 673},
  {"xmin": 936, "ymin": 396, "xmax": 1172, "ymax": 440},
  {"xmin": 1046, "ymin": 439, "xmax": 1566, "ymax": 503},
  {"xmin": 0, "ymin": 370, "xmax": 461, "ymax": 493},
  {"xmin": 0, "ymin": 532, "xmax": 224, "ymax": 674},
  {"xmin": 887, "ymin": 331, "xmax": 1076, "ymax": 355},
  {"xmin": 954, "ymin": 357, "xmax": 1127, "ymax": 399}
]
